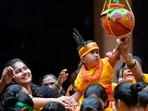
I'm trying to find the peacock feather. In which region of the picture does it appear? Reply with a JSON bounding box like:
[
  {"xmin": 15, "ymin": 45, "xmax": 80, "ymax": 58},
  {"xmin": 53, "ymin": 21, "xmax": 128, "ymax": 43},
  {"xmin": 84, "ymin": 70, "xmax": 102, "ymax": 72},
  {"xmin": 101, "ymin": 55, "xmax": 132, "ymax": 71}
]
[{"xmin": 73, "ymin": 28, "xmax": 86, "ymax": 50}]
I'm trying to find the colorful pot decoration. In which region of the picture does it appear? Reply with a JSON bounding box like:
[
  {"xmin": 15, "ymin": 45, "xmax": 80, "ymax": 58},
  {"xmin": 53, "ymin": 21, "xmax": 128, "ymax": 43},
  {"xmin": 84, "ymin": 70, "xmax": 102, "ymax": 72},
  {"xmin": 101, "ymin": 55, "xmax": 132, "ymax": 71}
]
[{"xmin": 100, "ymin": 0, "xmax": 135, "ymax": 39}]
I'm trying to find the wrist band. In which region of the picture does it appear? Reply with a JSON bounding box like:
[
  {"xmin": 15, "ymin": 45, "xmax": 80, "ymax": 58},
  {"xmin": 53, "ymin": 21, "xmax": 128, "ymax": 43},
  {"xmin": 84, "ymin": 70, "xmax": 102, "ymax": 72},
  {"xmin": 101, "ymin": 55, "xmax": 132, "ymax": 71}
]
[
  {"xmin": 16, "ymin": 101, "xmax": 33, "ymax": 111},
  {"xmin": 54, "ymin": 82, "xmax": 60, "ymax": 89},
  {"xmin": 127, "ymin": 60, "xmax": 136, "ymax": 69}
]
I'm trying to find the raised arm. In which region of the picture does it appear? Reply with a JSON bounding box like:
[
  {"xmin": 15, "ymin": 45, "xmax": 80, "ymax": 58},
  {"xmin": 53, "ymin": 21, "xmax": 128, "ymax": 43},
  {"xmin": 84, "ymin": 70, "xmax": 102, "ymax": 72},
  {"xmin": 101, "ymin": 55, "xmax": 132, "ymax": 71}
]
[
  {"xmin": 0, "ymin": 66, "xmax": 14, "ymax": 93},
  {"xmin": 51, "ymin": 69, "xmax": 68, "ymax": 93},
  {"xmin": 106, "ymin": 45, "xmax": 121, "ymax": 68},
  {"xmin": 70, "ymin": 89, "xmax": 83, "ymax": 102},
  {"xmin": 117, "ymin": 37, "xmax": 144, "ymax": 82}
]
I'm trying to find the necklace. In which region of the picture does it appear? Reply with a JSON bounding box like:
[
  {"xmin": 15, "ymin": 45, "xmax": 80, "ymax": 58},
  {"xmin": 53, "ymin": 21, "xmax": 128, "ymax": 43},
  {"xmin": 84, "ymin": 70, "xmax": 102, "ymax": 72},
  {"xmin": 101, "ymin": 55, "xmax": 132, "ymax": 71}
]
[{"xmin": 81, "ymin": 60, "xmax": 103, "ymax": 81}]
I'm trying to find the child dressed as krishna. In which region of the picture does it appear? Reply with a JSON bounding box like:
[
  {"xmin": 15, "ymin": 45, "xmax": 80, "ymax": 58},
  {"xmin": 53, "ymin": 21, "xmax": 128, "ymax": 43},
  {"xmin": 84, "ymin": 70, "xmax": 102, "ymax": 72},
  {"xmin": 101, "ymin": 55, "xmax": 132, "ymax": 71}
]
[{"xmin": 71, "ymin": 28, "xmax": 133, "ymax": 111}]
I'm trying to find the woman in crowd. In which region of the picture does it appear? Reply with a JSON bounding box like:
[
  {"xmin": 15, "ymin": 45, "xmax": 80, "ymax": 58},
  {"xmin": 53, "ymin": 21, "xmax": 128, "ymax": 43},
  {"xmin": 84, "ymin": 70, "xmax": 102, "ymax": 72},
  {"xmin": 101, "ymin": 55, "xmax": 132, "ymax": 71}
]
[
  {"xmin": 0, "ymin": 58, "xmax": 76, "ymax": 111},
  {"xmin": 39, "ymin": 70, "xmax": 67, "ymax": 95},
  {"xmin": 113, "ymin": 82, "xmax": 143, "ymax": 111},
  {"xmin": 115, "ymin": 55, "xmax": 147, "ymax": 84}
]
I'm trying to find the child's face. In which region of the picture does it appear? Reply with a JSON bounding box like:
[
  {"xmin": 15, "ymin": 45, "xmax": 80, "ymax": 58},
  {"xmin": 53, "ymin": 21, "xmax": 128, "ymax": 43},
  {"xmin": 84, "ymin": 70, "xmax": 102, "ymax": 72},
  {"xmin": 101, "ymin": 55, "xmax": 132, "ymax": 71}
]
[{"xmin": 82, "ymin": 49, "xmax": 100, "ymax": 69}]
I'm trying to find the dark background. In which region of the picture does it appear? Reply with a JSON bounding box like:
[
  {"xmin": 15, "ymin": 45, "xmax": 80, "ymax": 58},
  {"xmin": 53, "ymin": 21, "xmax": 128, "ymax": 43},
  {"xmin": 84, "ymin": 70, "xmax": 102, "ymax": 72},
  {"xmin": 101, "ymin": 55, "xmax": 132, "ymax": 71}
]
[
  {"xmin": 132, "ymin": 0, "xmax": 147, "ymax": 73},
  {"xmin": 0, "ymin": 0, "xmax": 93, "ymax": 88},
  {"xmin": 0, "ymin": 0, "xmax": 147, "ymax": 89}
]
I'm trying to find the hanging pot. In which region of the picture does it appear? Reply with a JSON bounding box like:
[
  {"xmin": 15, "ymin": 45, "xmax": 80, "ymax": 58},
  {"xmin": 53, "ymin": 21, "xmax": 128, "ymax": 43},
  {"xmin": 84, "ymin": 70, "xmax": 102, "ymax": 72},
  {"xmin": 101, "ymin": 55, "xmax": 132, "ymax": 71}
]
[{"xmin": 100, "ymin": 0, "xmax": 135, "ymax": 39}]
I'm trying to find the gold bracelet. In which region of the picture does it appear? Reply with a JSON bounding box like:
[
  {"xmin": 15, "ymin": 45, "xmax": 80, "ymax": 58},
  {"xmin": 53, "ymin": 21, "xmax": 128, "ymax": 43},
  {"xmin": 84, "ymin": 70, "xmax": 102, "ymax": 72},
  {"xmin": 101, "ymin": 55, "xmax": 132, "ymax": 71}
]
[{"xmin": 54, "ymin": 82, "xmax": 60, "ymax": 89}]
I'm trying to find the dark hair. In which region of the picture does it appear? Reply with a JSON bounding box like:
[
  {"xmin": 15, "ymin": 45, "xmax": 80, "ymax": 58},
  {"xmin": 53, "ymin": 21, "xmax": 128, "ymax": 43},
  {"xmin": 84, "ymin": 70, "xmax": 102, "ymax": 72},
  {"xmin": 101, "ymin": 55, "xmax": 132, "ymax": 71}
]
[
  {"xmin": 0, "ymin": 84, "xmax": 24, "ymax": 102},
  {"xmin": 5, "ymin": 58, "xmax": 25, "ymax": 68},
  {"xmin": 41, "ymin": 102, "xmax": 66, "ymax": 111},
  {"xmin": 138, "ymin": 90, "xmax": 148, "ymax": 108},
  {"xmin": 77, "ymin": 40, "xmax": 95, "ymax": 51},
  {"xmin": 133, "ymin": 56, "xmax": 143, "ymax": 67},
  {"xmin": 66, "ymin": 61, "xmax": 82, "ymax": 96},
  {"xmin": 116, "ymin": 55, "xmax": 143, "ymax": 81},
  {"xmin": 1, "ymin": 84, "xmax": 23, "ymax": 95},
  {"xmin": 113, "ymin": 82, "xmax": 143, "ymax": 107},
  {"xmin": 4, "ymin": 58, "xmax": 44, "ymax": 97},
  {"xmin": 69, "ymin": 61, "xmax": 82, "ymax": 85},
  {"xmin": 84, "ymin": 84, "xmax": 108, "ymax": 108},
  {"xmin": 116, "ymin": 65, "xmax": 124, "ymax": 81},
  {"xmin": 137, "ymin": 82, "xmax": 148, "ymax": 108},
  {"xmin": 80, "ymin": 97, "xmax": 103, "ymax": 111},
  {"xmin": 39, "ymin": 74, "xmax": 57, "ymax": 86},
  {"xmin": 0, "ymin": 84, "xmax": 34, "ymax": 111}
]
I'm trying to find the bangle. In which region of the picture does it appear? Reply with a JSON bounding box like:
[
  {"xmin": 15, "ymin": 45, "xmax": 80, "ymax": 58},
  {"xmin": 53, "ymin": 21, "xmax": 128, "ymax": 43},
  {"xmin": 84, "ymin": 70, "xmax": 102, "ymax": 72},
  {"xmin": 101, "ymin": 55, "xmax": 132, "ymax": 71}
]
[
  {"xmin": 54, "ymin": 82, "xmax": 60, "ymax": 89},
  {"xmin": 127, "ymin": 60, "xmax": 136, "ymax": 69}
]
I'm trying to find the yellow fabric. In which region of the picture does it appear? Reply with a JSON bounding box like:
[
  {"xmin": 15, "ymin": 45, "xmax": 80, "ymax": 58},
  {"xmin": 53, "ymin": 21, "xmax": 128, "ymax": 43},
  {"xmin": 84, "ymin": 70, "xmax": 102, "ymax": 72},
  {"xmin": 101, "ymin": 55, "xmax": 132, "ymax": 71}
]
[
  {"xmin": 34, "ymin": 107, "xmax": 42, "ymax": 111},
  {"xmin": 143, "ymin": 73, "xmax": 148, "ymax": 82},
  {"xmin": 111, "ymin": 82, "xmax": 117, "ymax": 91},
  {"xmin": 129, "ymin": 73, "xmax": 148, "ymax": 83},
  {"xmin": 105, "ymin": 107, "xmax": 113, "ymax": 111},
  {"xmin": 74, "ymin": 58, "xmax": 114, "ymax": 103},
  {"xmin": 104, "ymin": 101, "xmax": 114, "ymax": 111}
]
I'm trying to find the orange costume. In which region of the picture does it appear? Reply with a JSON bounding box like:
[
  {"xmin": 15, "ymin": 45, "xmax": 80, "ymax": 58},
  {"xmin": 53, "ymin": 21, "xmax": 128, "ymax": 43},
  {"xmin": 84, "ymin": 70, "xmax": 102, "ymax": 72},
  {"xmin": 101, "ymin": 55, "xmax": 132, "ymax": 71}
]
[
  {"xmin": 74, "ymin": 58, "xmax": 115, "ymax": 111},
  {"xmin": 74, "ymin": 58, "xmax": 114, "ymax": 102},
  {"xmin": 72, "ymin": 28, "xmax": 120, "ymax": 111}
]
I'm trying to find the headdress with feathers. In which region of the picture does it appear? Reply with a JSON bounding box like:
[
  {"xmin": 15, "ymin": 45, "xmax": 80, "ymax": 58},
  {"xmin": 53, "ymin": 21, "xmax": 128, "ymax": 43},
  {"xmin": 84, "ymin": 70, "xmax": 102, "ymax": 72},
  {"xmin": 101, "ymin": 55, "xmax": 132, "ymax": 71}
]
[
  {"xmin": 73, "ymin": 28, "xmax": 86, "ymax": 51},
  {"xmin": 73, "ymin": 28, "xmax": 99, "ymax": 59}
]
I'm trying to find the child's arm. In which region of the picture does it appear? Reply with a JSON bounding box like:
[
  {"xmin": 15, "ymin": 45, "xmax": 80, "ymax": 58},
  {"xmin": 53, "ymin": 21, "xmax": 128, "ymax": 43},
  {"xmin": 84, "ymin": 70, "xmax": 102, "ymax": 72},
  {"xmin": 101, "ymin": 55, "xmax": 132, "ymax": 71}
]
[{"xmin": 70, "ymin": 89, "xmax": 82, "ymax": 102}]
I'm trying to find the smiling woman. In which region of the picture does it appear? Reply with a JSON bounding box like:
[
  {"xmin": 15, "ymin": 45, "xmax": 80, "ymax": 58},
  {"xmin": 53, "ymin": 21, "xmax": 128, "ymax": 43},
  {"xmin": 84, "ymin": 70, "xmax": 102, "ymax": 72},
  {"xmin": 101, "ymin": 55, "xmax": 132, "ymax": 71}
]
[
  {"xmin": 0, "ymin": 58, "xmax": 77, "ymax": 111},
  {"xmin": 115, "ymin": 55, "xmax": 144, "ymax": 84}
]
